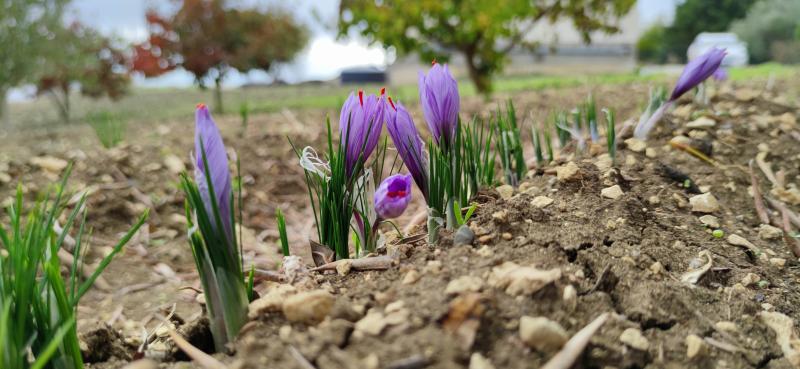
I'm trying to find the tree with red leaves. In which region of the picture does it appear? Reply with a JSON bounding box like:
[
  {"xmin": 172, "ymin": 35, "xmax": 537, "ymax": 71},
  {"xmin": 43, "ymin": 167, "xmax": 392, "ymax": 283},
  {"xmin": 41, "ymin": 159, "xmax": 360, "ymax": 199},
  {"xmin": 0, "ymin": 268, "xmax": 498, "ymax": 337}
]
[
  {"xmin": 133, "ymin": 0, "xmax": 308, "ymax": 114},
  {"xmin": 36, "ymin": 22, "xmax": 131, "ymax": 123}
]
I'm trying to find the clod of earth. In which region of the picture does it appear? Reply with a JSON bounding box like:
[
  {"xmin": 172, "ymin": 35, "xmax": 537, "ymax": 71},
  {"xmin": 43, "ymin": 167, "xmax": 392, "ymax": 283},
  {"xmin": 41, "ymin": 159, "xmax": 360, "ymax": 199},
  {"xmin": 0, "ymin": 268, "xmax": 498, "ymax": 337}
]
[{"xmin": 488, "ymin": 262, "xmax": 561, "ymax": 296}]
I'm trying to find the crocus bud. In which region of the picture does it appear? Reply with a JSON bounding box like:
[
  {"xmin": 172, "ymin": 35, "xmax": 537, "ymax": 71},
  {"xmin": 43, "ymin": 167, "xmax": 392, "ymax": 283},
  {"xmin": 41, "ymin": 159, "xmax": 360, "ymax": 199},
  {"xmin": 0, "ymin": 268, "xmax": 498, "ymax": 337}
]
[
  {"xmin": 670, "ymin": 47, "xmax": 726, "ymax": 100},
  {"xmin": 386, "ymin": 99, "xmax": 428, "ymax": 201},
  {"xmin": 195, "ymin": 103, "xmax": 233, "ymax": 241},
  {"xmin": 418, "ymin": 63, "xmax": 460, "ymax": 147},
  {"xmin": 339, "ymin": 90, "xmax": 386, "ymax": 175},
  {"xmin": 634, "ymin": 48, "xmax": 725, "ymax": 140},
  {"xmin": 374, "ymin": 173, "xmax": 412, "ymax": 220}
]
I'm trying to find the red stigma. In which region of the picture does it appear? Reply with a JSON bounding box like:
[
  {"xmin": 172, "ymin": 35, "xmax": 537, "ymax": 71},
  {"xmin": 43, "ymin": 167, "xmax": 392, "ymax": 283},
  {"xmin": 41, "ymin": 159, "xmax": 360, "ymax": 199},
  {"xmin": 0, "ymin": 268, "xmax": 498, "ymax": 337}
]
[
  {"xmin": 431, "ymin": 58, "xmax": 437, "ymax": 66},
  {"xmin": 388, "ymin": 97, "xmax": 396, "ymax": 111},
  {"xmin": 380, "ymin": 87, "xmax": 386, "ymax": 96},
  {"xmin": 196, "ymin": 103, "xmax": 206, "ymax": 109},
  {"xmin": 358, "ymin": 90, "xmax": 364, "ymax": 106},
  {"xmin": 387, "ymin": 190, "xmax": 407, "ymax": 198}
]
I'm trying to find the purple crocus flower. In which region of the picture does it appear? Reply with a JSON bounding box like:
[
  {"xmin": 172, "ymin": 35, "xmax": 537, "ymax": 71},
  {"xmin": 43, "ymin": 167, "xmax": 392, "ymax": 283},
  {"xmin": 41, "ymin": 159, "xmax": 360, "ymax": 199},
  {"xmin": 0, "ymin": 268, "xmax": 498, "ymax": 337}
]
[
  {"xmin": 194, "ymin": 103, "xmax": 233, "ymax": 241},
  {"xmin": 634, "ymin": 48, "xmax": 726, "ymax": 139},
  {"xmin": 374, "ymin": 173, "xmax": 413, "ymax": 220},
  {"xmin": 339, "ymin": 89, "xmax": 386, "ymax": 175},
  {"xmin": 713, "ymin": 67, "xmax": 728, "ymax": 82},
  {"xmin": 670, "ymin": 47, "xmax": 726, "ymax": 100},
  {"xmin": 386, "ymin": 98, "xmax": 428, "ymax": 201},
  {"xmin": 419, "ymin": 62, "xmax": 460, "ymax": 147}
]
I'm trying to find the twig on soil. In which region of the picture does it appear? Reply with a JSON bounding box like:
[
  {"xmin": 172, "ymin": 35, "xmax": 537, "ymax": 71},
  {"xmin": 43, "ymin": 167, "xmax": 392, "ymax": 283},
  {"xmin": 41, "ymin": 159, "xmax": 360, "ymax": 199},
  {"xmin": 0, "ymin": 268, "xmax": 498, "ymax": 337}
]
[
  {"xmin": 57, "ymin": 248, "xmax": 112, "ymax": 291},
  {"xmin": 386, "ymin": 355, "xmax": 429, "ymax": 369},
  {"xmin": 541, "ymin": 313, "xmax": 610, "ymax": 369},
  {"xmin": 766, "ymin": 197, "xmax": 800, "ymax": 229},
  {"xmin": 703, "ymin": 337, "xmax": 741, "ymax": 353},
  {"xmin": 580, "ymin": 264, "xmax": 610, "ymax": 295},
  {"xmin": 288, "ymin": 346, "xmax": 316, "ymax": 369},
  {"xmin": 139, "ymin": 304, "xmax": 177, "ymax": 353},
  {"xmin": 254, "ymin": 268, "xmax": 286, "ymax": 283},
  {"xmin": 116, "ymin": 280, "xmax": 165, "ymax": 296},
  {"xmin": 668, "ymin": 141, "xmax": 718, "ymax": 166},
  {"xmin": 780, "ymin": 207, "xmax": 800, "ymax": 258},
  {"xmin": 748, "ymin": 160, "xmax": 771, "ymax": 225},
  {"xmin": 167, "ymin": 330, "xmax": 227, "ymax": 369},
  {"xmin": 755, "ymin": 152, "xmax": 777, "ymax": 186},
  {"xmin": 309, "ymin": 255, "xmax": 394, "ymax": 272}
]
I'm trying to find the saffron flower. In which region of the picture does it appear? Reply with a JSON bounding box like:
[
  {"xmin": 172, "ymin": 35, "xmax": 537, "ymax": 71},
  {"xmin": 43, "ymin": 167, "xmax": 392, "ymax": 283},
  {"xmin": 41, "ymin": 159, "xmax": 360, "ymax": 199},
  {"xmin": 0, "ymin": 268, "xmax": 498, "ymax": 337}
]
[
  {"xmin": 195, "ymin": 103, "xmax": 233, "ymax": 241},
  {"xmin": 713, "ymin": 67, "xmax": 728, "ymax": 82},
  {"xmin": 386, "ymin": 98, "xmax": 428, "ymax": 201},
  {"xmin": 374, "ymin": 173, "xmax": 413, "ymax": 220},
  {"xmin": 634, "ymin": 48, "xmax": 725, "ymax": 139},
  {"xmin": 339, "ymin": 89, "xmax": 386, "ymax": 175},
  {"xmin": 419, "ymin": 63, "xmax": 460, "ymax": 147}
]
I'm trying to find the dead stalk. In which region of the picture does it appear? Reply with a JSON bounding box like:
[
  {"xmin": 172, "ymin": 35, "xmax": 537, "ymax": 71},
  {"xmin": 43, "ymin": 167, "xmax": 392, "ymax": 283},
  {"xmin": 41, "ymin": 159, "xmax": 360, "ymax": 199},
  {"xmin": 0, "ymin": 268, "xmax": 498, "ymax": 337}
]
[
  {"xmin": 780, "ymin": 207, "xmax": 800, "ymax": 258},
  {"xmin": 309, "ymin": 255, "xmax": 394, "ymax": 272},
  {"xmin": 167, "ymin": 330, "xmax": 227, "ymax": 369},
  {"xmin": 748, "ymin": 160, "xmax": 771, "ymax": 224},
  {"xmin": 541, "ymin": 313, "xmax": 609, "ymax": 369},
  {"xmin": 755, "ymin": 152, "xmax": 777, "ymax": 186},
  {"xmin": 766, "ymin": 197, "xmax": 800, "ymax": 229}
]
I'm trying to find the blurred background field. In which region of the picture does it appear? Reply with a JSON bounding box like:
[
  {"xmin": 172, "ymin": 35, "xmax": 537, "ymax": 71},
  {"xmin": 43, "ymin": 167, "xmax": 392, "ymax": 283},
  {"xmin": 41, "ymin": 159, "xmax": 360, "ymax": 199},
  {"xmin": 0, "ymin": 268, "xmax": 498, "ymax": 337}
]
[{"xmin": 8, "ymin": 63, "xmax": 798, "ymax": 133}]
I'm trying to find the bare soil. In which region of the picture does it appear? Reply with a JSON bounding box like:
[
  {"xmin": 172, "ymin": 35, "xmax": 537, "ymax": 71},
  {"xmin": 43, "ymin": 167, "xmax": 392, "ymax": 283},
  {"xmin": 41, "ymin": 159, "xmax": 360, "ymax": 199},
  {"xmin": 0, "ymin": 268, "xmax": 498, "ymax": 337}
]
[{"xmin": 2, "ymin": 80, "xmax": 799, "ymax": 369}]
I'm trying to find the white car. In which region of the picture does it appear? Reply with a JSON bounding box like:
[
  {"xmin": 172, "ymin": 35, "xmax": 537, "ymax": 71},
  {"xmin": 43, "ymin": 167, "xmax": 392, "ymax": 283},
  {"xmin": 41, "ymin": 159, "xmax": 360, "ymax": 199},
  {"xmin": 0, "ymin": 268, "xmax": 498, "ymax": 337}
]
[{"xmin": 687, "ymin": 33, "xmax": 749, "ymax": 67}]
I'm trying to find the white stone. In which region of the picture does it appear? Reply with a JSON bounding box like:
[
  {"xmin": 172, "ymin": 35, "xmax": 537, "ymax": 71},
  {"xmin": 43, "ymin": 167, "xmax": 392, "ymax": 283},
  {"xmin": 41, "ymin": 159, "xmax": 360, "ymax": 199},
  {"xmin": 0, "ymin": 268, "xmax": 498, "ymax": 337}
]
[
  {"xmin": 698, "ymin": 215, "xmax": 720, "ymax": 228},
  {"xmin": 163, "ymin": 154, "xmax": 185, "ymax": 174},
  {"xmin": 531, "ymin": 196, "xmax": 554, "ymax": 208},
  {"xmin": 686, "ymin": 334, "xmax": 706, "ymax": 359},
  {"xmin": 282, "ymin": 290, "xmax": 335, "ymax": 325},
  {"xmin": 689, "ymin": 193, "xmax": 720, "ymax": 213},
  {"xmin": 601, "ymin": 185, "xmax": 624, "ymax": 200},
  {"xmin": 727, "ymin": 234, "xmax": 758, "ymax": 252},
  {"xmin": 445, "ymin": 275, "xmax": 484, "ymax": 295},
  {"xmin": 402, "ymin": 270, "xmax": 421, "ymax": 285},
  {"xmin": 686, "ymin": 117, "xmax": 716, "ymax": 128},
  {"xmin": 30, "ymin": 156, "xmax": 68, "ymax": 172},
  {"xmin": 488, "ymin": 262, "xmax": 561, "ymax": 296},
  {"xmin": 556, "ymin": 162, "xmax": 581, "ymax": 181},
  {"xmin": 624, "ymin": 138, "xmax": 647, "ymax": 152},
  {"xmin": 759, "ymin": 224, "xmax": 784, "ymax": 240},
  {"xmin": 495, "ymin": 185, "xmax": 514, "ymax": 200},
  {"xmin": 620, "ymin": 328, "xmax": 649, "ymax": 351},
  {"xmin": 469, "ymin": 353, "xmax": 496, "ymax": 369},
  {"xmin": 519, "ymin": 316, "xmax": 568, "ymax": 352}
]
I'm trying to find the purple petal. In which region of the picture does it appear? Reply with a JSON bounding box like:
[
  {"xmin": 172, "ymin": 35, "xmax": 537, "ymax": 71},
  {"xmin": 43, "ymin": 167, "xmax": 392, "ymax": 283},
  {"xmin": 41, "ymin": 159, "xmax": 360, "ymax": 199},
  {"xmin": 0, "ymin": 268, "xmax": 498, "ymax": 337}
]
[
  {"xmin": 339, "ymin": 90, "xmax": 385, "ymax": 175},
  {"xmin": 387, "ymin": 101, "xmax": 428, "ymax": 200},
  {"xmin": 194, "ymin": 104, "xmax": 233, "ymax": 241},
  {"xmin": 418, "ymin": 63, "xmax": 460, "ymax": 146},
  {"xmin": 671, "ymin": 48, "xmax": 726, "ymax": 100},
  {"xmin": 374, "ymin": 173, "xmax": 413, "ymax": 219}
]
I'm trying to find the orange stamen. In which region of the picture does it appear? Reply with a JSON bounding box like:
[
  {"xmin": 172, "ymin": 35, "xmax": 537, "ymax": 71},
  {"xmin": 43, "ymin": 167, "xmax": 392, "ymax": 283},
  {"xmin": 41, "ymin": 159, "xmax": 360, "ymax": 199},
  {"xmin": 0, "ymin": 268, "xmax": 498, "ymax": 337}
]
[
  {"xmin": 380, "ymin": 87, "xmax": 386, "ymax": 95},
  {"xmin": 196, "ymin": 103, "xmax": 206, "ymax": 109},
  {"xmin": 431, "ymin": 58, "xmax": 437, "ymax": 66}
]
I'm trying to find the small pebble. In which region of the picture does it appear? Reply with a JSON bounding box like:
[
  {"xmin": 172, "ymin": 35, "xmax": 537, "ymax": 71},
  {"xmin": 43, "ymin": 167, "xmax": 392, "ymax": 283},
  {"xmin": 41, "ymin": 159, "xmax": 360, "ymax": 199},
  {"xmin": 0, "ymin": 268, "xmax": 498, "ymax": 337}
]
[
  {"xmin": 601, "ymin": 185, "xmax": 624, "ymax": 200},
  {"xmin": 619, "ymin": 328, "xmax": 649, "ymax": 351},
  {"xmin": 686, "ymin": 334, "xmax": 706, "ymax": 359},
  {"xmin": 454, "ymin": 225, "xmax": 475, "ymax": 245},
  {"xmin": 501, "ymin": 232, "xmax": 512, "ymax": 240},
  {"xmin": 402, "ymin": 270, "xmax": 421, "ymax": 285},
  {"xmin": 699, "ymin": 215, "xmax": 720, "ymax": 228},
  {"xmin": 519, "ymin": 316, "xmax": 568, "ymax": 352}
]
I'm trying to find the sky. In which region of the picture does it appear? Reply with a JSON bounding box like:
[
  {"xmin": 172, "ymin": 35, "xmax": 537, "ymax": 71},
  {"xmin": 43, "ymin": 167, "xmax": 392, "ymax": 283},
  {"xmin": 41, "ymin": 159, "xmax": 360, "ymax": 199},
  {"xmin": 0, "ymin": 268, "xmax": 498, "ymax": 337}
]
[{"xmin": 15, "ymin": 0, "xmax": 678, "ymax": 97}]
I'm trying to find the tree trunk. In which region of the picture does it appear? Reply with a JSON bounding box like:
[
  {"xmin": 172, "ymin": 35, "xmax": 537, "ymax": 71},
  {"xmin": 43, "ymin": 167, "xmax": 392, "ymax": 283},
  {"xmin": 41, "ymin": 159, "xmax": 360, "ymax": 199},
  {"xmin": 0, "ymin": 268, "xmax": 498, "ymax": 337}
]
[
  {"xmin": 62, "ymin": 88, "xmax": 70, "ymax": 123},
  {"xmin": 463, "ymin": 51, "xmax": 493, "ymax": 96},
  {"xmin": 214, "ymin": 76, "xmax": 224, "ymax": 114}
]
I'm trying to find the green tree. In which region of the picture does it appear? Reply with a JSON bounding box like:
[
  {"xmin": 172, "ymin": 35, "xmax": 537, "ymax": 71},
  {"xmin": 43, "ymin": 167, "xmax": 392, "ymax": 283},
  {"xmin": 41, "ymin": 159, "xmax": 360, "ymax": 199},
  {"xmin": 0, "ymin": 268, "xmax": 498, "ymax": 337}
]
[
  {"xmin": 35, "ymin": 23, "xmax": 130, "ymax": 123},
  {"xmin": 663, "ymin": 0, "xmax": 756, "ymax": 62},
  {"xmin": 730, "ymin": 0, "xmax": 800, "ymax": 63},
  {"xmin": 133, "ymin": 0, "xmax": 308, "ymax": 113},
  {"xmin": 0, "ymin": 0, "xmax": 68, "ymax": 125},
  {"xmin": 636, "ymin": 24, "xmax": 668, "ymax": 63},
  {"xmin": 338, "ymin": 0, "xmax": 635, "ymax": 94}
]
